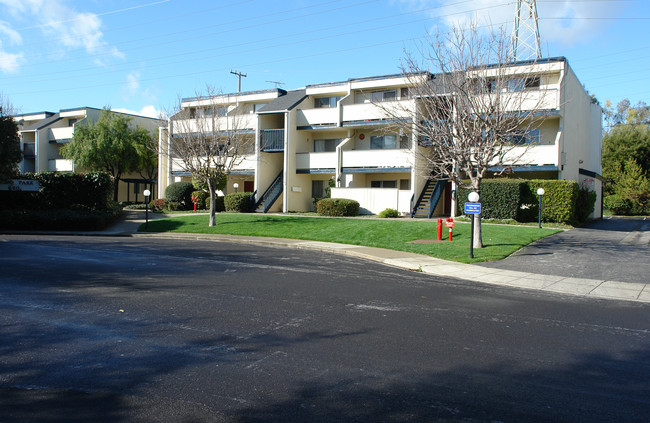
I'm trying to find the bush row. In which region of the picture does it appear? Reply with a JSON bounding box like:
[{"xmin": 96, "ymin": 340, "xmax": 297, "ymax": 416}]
[
  {"xmin": 604, "ymin": 194, "xmax": 649, "ymax": 215},
  {"xmin": 456, "ymin": 179, "xmax": 595, "ymax": 225},
  {"xmin": 0, "ymin": 203, "xmax": 122, "ymax": 231},
  {"xmin": 0, "ymin": 172, "xmax": 114, "ymax": 211},
  {"xmin": 316, "ymin": 198, "xmax": 360, "ymax": 216}
]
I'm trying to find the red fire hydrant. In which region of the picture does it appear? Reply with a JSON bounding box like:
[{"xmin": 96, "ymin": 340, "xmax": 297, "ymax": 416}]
[
  {"xmin": 437, "ymin": 218, "xmax": 443, "ymax": 241},
  {"xmin": 445, "ymin": 218, "xmax": 455, "ymax": 241}
]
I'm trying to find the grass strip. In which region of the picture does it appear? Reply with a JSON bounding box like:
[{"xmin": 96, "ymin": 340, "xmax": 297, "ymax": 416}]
[{"xmin": 140, "ymin": 213, "xmax": 561, "ymax": 263}]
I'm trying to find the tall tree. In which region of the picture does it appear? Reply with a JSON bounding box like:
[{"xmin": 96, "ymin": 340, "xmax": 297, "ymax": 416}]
[
  {"xmin": 602, "ymin": 99, "xmax": 650, "ymax": 197},
  {"xmin": 165, "ymin": 87, "xmax": 254, "ymax": 226},
  {"xmin": 378, "ymin": 24, "xmax": 550, "ymax": 247},
  {"xmin": 0, "ymin": 96, "xmax": 21, "ymax": 183},
  {"xmin": 60, "ymin": 109, "xmax": 155, "ymax": 201}
]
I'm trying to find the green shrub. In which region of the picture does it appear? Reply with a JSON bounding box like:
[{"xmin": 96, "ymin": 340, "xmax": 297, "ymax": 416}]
[
  {"xmin": 165, "ymin": 182, "xmax": 194, "ymax": 209},
  {"xmin": 316, "ymin": 198, "xmax": 360, "ymax": 216},
  {"xmin": 0, "ymin": 204, "xmax": 122, "ymax": 231},
  {"xmin": 456, "ymin": 179, "xmax": 531, "ymax": 220},
  {"xmin": 149, "ymin": 198, "xmax": 166, "ymax": 212},
  {"xmin": 378, "ymin": 208, "xmax": 400, "ymax": 218},
  {"xmin": 224, "ymin": 192, "xmax": 252, "ymax": 213},
  {"xmin": 191, "ymin": 190, "xmax": 209, "ymax": 210},
  {"xmin": 575, "ymin": 188, "xmax": 597, "ymax": 223},
  {"xmin": 0, "ymin": 172, "xmax": 114, "ymax": 211},
  {"xmin": 164, "ymin": 201, "xmax": 183, "ymax": 212},
  {"xmin": 604, "ymin": 194, "xmax": 632, "ymax": 215},
  {"xmin": 528, "ymin": 180, "xmax": 579, "ymax": 224}
]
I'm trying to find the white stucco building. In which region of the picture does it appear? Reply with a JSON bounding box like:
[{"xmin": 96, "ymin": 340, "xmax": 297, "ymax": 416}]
[{"xmin": 159, "ymin": 57, "xmax": 603, "ymax": 218}]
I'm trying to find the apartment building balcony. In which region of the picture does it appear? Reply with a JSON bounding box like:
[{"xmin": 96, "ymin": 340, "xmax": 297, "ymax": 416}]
[
  {"xmin": 295, "ymin": 152, "xmax": 337, "ymax": 172},
  {"xmin": 49, "ymin": 126, "xmax": 74, "ymax": 142},
  {"xmin": 48, "ymin": 159, "xmax": 74, "ymax": 172},
  {"xmin": 172, "ymin": 114, "xmax": 257, "ymax": 134},
  {"xmin": 260, "ymin": 129, "xmax": 284, "ymax": 152},
  {"xmin": 296, "ymin": 108, "xmax": 338, "ymax": 127},
  {"xmin": 341, "ymin": 149, "xmax": 412, "ymax": 169},
  {"xmin": 501, "ymin": 144, "xmax": 558, "ymax": 166},
  {"xmin": 341, "ymin": 101, "xmax": 413, "ymax": 126},
  {"xmin": 495, "ymin": 89, "xmax": 560, "ymax": 112}
]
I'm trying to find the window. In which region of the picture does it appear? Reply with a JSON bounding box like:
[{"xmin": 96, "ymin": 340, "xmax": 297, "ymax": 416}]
[
  {"xmin": 68, "ymin": 118, "xmax": 77, "ymax": 127},
  {"xmin": 508, "ymin": 129, "xmax": 540, "ymax": 145},
  {"xmin": 370, "ymin": 134, "xmax": 398, "ymax": 150},
  {"xmin": 399, "ymin": 179, "xmax": 411, "ymax": 190},
  {"xmin": 371, "ymin": 90, "xmax": 397, "ymax": 102},
  {"xmin": 253, "ymin": 103, "xmax": 266, "ymax": 112},
  {"xmin": 399, "ymin": 135, "xmax": 411, "ymax": 149},
  {"xmin": 314, "ymin": 138, "xmax": 342, "ymax": 152},
  {"xmin": 370, "ymin": 180, "xmax": 397, "ymax": 188},
  {"xmin": 314, "ymin": 96, "xmax": 341, "ymax": 108}
]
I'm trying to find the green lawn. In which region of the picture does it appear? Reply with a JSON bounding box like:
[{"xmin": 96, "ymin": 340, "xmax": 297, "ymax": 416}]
[{"xmin": 139, "ymin": 213, "xmax": 561, "ymax": 263}]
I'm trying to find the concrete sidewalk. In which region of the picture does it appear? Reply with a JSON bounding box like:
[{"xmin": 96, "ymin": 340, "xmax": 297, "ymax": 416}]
[{"xmin": 5, "ymin": 209, "xmax": 649, "ymax": 303}]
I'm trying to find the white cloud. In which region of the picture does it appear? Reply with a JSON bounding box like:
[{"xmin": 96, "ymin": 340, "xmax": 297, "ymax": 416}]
[
  {"xmin": 396, "ymin": 0, "xmax": 624, "ymax": 47},
  {"xmin": 124, "ymin": 71, "xmax": 141, "ymax": 98},
  {"xmin": 0, "ymin": 48, "xmax": 22, "ymax": 73},
  {"xmin": 113, "ymin": 105, "xmax": 161, "ymax": 119},
  {"xmin": 0, "ymin": 21, "xmax": 22, "ymax": 44},
  {"xmin": 0, "ymin": 0, "xmax": 124, "ymax": 73}
]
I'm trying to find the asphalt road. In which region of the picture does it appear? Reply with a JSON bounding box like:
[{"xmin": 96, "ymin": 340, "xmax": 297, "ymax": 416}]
[
  {"xmin": 1, "ymin": 235, "xmax": 648, "ymax": 422},
  {"xmin": 479, "ymin": 217, "xmax": 650, "ymax": 284}
]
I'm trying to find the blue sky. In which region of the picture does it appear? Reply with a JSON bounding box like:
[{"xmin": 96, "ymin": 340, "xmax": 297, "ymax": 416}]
[{"xmin": 1, "ymin": 0, "xmax": 648, "ymax": 118}]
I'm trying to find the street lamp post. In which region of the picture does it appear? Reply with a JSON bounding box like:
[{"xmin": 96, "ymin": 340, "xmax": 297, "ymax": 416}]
[
  {"xmin": 468, "ymin": 191, "xmax": 479, "ymax": 259},
  {"xmin": 537, "ymin": 188, "xmax": 545, "ymax": 228},
  {"xmin": 143, "ymin": 189, "xmax": 151, "ymax": 229},
  {"xmin": 233, "ymin": 183, "xmax": 239, "ymax": 193}
]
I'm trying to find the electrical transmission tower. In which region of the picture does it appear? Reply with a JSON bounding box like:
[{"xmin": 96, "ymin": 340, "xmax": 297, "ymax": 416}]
[{"xmin": 510, "ymin": 0, "xmax": 542, "ymax": 62}]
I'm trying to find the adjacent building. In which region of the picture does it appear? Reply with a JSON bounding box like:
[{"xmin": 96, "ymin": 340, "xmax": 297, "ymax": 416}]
[
  {"xmin": 160, "ymin": 56, "xmax": 602, "ymax": 218},
  {"xmin": 14, "ymin": 107, "xmax": 161, "ymax": 202}
]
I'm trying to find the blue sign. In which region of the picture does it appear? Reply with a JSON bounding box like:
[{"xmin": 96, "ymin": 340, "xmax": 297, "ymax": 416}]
[{"xmin": 464, "ymin": 202, "xmax": 481, "ymax": 214}]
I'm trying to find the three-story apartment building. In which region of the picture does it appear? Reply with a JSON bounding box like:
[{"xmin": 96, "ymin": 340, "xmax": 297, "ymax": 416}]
[
  {"xmin": 15, "ymin": 107, "xmax": 161, "ymax": 203},
  {"xmin": 159, "ymin": 57, "xmax": 603, "ymax": 218}
]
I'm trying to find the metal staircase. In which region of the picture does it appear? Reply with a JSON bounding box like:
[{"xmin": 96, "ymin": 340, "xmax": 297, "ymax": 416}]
[
  {"xmin": 411, "ymin": 179, "xmax": 447, "ymax": 218},
  {"xmin": 253, "ymin": 171, "xmax": 283, "ymax": 213}
]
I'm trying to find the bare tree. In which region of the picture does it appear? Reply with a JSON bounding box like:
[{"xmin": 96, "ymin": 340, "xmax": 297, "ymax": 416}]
[
  {"xmin": 380, "ymin": 24, "xmax": 551, "ymax": 247},
  {"xmin": 165, "ymin": 87, "xmax": 255, "ymax": 226}
]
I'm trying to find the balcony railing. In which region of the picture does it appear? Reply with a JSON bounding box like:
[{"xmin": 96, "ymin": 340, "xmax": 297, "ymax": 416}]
[
  {"xmin": 295, "ymin": 152, "xmax": 337, "ymax": 170},
  {"xmin": 260, "ymin": 129, "xmax": 284, "ymax": 152},
  {"xmin": 48, "ymin": 159, "xmax": 74, "ymax": 172},
  {"xmin": 341, "ymin": 149, "xmax": 412, "ymax": 168},
  {"xmin": 50, "ymin": 126, "xmax": 74, "ymax": 141}
]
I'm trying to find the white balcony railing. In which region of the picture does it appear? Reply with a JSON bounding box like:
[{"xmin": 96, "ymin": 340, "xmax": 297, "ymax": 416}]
[
  {"xmin": 295, "ymin": 152, "xmax": 337, "ymax": 170},
  {"xmin": 49, "ymin": 127, "xmax": 74, "ymax": 141},
  {"xmin": 296, "ymin": 108, "xmax": 338, "ymax": 126},
  {"xmin": 172, "ymin": 114, "xmax": 257, "ymax": 134},
  {"xmin": 48, "ymin": 159, "xmax": 74, "ymax": 172},
  {"xmin": 341, "ymin": 149, "xmax": 412, "ymax": 168},
  {"xmin": 341, "ymin": 101, "xmax": 413, "ymax": 123},
  {"xmin": 502, "ymin": 144, "xmax": 558, "ymax": 166}
]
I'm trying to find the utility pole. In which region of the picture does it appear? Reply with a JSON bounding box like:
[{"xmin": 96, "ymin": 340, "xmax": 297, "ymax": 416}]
[
  {"xmin": 230, "ymin": 69, "xmax": 247, "ymax": 93},
  {"xmin": 266, "ymin": 80, "xmax": 285, "ymax": 89},
  {"xmin": 510, "ymin": 0, "xmax": 542, "ymax": 62}
]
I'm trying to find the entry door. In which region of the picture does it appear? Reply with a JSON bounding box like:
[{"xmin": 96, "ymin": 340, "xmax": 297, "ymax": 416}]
[{"xmin": 244, "ymin": 181, "xmax": 254, "ymax": 193}]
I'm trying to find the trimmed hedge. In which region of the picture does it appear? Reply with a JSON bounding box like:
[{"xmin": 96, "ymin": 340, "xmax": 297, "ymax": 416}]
[
  {"xmin": 0, "ymin": 172, "xmax": 113, "ymax": 211},
  {"xmin": 528, "ymin": 179, "xmax": 579, "ymax": 224},
  {"xmin": 316, "ymin": 198, "xmax": 360, "ymax": 216},
  {"xmin": 456, "ymin": 179, "xmax": 532, "ymax": 221},
  {"xmin": 457, "ymin": 178, "xmax": 589, "ymax": 224},
  {"xmin": 0, "ymin": 203, "xmax": 122, "ymax": 231},
  {"xmin": 224, "ymin": 192, "xmax": 252, "ymax": 213}
]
